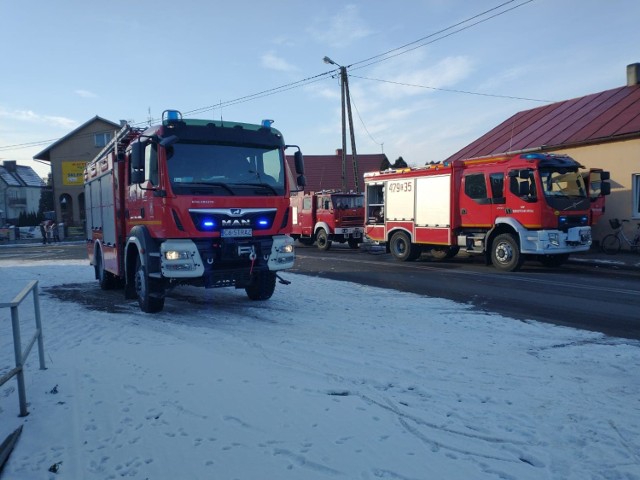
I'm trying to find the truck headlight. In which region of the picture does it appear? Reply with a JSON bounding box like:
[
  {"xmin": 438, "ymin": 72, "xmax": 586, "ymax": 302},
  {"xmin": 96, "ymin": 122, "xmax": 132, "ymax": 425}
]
[
  {"xmin": 165, "ymin": 250, "xmax": 191, "ymax": 260},
  {"xmin": 278, "ymin": 244, "xmax": 294, "ymax": 254}
]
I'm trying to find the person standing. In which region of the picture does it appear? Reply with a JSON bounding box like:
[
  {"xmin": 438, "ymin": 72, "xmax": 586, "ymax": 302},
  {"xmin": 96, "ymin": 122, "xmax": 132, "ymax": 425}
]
[
  {"xmin": 51, "ymin": 222, "xmax": 60, "ymax": 242},
  {"xmin": 40, "ymin": 221, "xmax": 48, "ymax": 244}
]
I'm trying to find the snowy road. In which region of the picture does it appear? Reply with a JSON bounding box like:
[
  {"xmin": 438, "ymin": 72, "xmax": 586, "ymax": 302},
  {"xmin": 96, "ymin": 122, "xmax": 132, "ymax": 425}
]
[{"xmin": 1, "ymin": 259, "xmax": 639, "ymax": 479}]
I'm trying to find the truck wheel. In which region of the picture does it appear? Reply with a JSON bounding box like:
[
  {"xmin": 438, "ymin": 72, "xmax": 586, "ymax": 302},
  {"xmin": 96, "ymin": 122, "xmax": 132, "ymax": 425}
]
[
  {"xmin": 96, "ymin": 249, "xmax": 116, "ymax": 290},
  {"xmin": 348, "ymin": 238, "xmax": 360, "ymax": 249},
  {"xmin": 491, "ymin": 233, "xmax": 523, "ymax": 272},
  {"xmin": 135, "ymin": 257, "xmax": 165, "ymax": 313},
  {"xmin": 245, "ymin": 271, "xmax": 277, "ymax": 300},
  {"xmin": 316, "ymin": 229, "xmax": 332, "ymax": 251},
  {"xmin": 390, "ymin": 231, "xmax": 421, "ymax": 261},
  {"xmin": 429, "ymin": 246, "xmax": 459, "ymax": 261}
]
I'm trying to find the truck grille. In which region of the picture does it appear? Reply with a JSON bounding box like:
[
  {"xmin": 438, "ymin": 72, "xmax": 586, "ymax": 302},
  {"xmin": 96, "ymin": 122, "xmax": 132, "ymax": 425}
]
[
  {"xmin": 558, "ymin": 215, "xmax": 588, "ymax": 232},
  {"xmin": 189, "ymin": 209, "xmax": 276, "ymax": 232}
]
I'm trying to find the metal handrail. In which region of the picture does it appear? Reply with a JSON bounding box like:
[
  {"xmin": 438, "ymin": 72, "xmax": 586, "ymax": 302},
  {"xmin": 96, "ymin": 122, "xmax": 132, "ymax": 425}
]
[{"xmin": 0, "ymin": 281, "xmax": 46, "ymax": 417}]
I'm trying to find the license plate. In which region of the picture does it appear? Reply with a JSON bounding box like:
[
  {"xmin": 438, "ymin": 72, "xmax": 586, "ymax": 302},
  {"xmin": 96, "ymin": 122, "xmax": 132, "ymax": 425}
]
[{"xmin": 221, "ymin": 228, "xmax": 252, "ymax": 238}]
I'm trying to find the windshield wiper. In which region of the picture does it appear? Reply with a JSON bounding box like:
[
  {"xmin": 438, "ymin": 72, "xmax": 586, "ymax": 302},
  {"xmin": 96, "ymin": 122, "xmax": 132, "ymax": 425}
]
[
  {"xmin": 236, "ymin": 182, "xmax": 279, "ymax": 195},
  {"xmin": 180, "ymin": 182, "xmax": 236, "ymax": 195}
]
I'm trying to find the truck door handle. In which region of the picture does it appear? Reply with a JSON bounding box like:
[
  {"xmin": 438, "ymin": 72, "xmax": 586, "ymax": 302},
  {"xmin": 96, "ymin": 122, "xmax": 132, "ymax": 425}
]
[{"xmin": 461, "ymin": 209, "xmax": 467, "ymax": 215}]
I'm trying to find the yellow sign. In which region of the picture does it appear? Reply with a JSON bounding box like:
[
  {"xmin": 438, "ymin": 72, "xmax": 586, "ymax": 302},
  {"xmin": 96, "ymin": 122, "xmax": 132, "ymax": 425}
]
[{"xmin": 62, "ymin": 161, "xmax": 88, "ymax": 186}]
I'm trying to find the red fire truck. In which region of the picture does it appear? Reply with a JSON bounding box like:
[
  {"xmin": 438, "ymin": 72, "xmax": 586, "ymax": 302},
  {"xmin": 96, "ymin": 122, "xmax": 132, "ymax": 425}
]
[
  {"xmin": 364, "ymin": 151, "xmax": 610, "ymax": 271},
  {"xmin": 84, "ymin": 110, "xmax": 305, "ymax": 312},
  {"xmin": 290, "ymin": 191, "xmax": 365, "ymax": 250}
]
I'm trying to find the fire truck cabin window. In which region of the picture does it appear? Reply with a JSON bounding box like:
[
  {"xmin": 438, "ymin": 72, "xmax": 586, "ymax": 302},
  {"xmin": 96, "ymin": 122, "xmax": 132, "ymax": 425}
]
[
  {"xmin": 490, "ymin": 173, "xmax": 505, "ymax": 203},
  {"xmin": 166, "ymin": 144, "xmax": 285, "ymax": 195},
  {"xmin": 509, "ymin": 169, "xmax": 537, "ymax": 202},
  {"xmin": 145, "ymin": 144, "xmax": 159, "ymax": 185},
  {"xmin": 464, "ymin": 173, "xmax": 487, "ymax": 200},
  {"xmin": 540, "ymin": 169, "xmax": 586, "ymax": 198}
]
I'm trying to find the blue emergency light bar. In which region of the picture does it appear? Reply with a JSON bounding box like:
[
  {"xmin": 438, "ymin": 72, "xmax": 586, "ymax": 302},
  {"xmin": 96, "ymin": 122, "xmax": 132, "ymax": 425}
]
[{"xmin": 162, "ymin": 109, "xmax": 183, "ymax": 124}]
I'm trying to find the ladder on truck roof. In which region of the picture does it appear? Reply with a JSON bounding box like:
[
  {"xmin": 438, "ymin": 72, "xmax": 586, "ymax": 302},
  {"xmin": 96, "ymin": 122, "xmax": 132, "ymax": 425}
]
[{"xmin": 90, "ymin": 123, "xmax": 144, "ymax": 165}]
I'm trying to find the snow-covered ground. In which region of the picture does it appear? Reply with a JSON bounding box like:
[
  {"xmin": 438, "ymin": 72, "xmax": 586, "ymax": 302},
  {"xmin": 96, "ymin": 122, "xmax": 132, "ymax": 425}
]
[{"xmin": 1, "ymin": 257, "xmax": 639, "ymax": 480}]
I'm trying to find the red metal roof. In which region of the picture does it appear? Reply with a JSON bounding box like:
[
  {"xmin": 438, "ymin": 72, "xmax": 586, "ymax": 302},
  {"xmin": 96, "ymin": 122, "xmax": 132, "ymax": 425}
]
[
  {"xmin": 286, "ymin": 149, "xmax": 387, "ymax": 193},
  {"xmin": 446, "ymin": 84, "xmax": 640, "ymax": 162}
]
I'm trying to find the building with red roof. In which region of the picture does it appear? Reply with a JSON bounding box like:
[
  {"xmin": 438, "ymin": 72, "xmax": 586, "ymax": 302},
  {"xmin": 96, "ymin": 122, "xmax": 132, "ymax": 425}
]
[{"xmin": 286, "ymin": 149, "xmax": 388, "ymax": 194}]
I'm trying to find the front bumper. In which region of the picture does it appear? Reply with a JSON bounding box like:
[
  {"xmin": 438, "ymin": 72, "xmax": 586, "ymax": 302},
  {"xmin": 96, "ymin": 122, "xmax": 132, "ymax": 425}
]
[{"xmin": 520, "ymin": 226, "xmax": 592, "ymax": 254}]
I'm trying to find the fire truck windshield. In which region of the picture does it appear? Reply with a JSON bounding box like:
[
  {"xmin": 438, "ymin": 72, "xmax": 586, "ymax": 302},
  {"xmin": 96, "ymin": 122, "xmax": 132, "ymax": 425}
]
[
  {"xmin": 167, "ymin": 143, "xmax": 284, "ymax": 195},
  {"xmin": 539, "ymin": 168, "xmax": 589, "ymax": 210},
  {"xmin": 332, "ymin": 195, "xmax": 364, "ymax": 209}
]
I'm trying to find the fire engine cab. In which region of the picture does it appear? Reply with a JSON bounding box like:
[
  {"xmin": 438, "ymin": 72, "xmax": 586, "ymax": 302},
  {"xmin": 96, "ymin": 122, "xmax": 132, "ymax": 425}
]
[{"xmin": 364, "ymin": 152, "xmax": 610, "ymax": 271}]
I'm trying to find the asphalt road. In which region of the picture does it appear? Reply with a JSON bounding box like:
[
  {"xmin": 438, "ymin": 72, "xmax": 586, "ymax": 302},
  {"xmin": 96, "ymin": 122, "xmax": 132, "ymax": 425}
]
[
  {"xmin": 2, "ymin": 241, "xmax": 639, "ymax": 340},
  {"xmin": 291, "ymin": 243, "xmax": 640, "ymax": 340}
]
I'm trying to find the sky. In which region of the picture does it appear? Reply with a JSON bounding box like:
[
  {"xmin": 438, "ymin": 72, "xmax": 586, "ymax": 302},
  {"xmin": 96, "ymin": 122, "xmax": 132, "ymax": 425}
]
[
  {"xmin": 1, "ymin": 0, "xmax": 640, "ymax": 179},
  {"xmin": 1, "ymin": 249, "xmax": 639, "ymax": 479}
]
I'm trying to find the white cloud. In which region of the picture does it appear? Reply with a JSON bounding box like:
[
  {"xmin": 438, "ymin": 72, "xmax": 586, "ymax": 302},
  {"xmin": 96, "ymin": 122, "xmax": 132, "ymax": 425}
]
[
  {"xmin": 308, "ymin": 4, "xmax": 373, "ymax": 48},
  {"xmin": 75, "ymin": 89, "xmax": 97, "ymax": 98},
  {"xmin": 261, "ymin": 51, "xmax": 297, "ymax": 72},
  {"xmin": 369, "ymin": 55, "xmax": 475, "ymax": 100},
  {"xmin": 0, "ymin": 107, "xmax": 77, "ymax": 129},
  {"xmin": 304, "ymin": 82, "xmax": 341, "ymax": 101}
]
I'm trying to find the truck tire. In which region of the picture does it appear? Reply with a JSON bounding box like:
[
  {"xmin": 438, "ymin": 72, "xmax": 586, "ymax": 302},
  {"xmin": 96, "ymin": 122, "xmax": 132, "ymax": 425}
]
[
  {"xmin": 135, "ymin": 256, "xmax": 165, "ymax": 313},
  {"xmin": 490, "ymin": 233, "xmax": 523, "ymax": 272},
  {"xmin": 316, "ymin": 229, "xmax": 332, "ymax": 251},
  {"xmin": 95, "ymin": 249, "xmax": 116, "ymax": 290},
  {"xmin": 429, "ymin": 246, "xmax": 459, "ymax": 261},
  {"xmin": 245, "ymin": 271, "xmax": 277, "ymax": 300},
  {"xmin": 390, "ymin": 231, "xmax": 421, "ymax": 261}
]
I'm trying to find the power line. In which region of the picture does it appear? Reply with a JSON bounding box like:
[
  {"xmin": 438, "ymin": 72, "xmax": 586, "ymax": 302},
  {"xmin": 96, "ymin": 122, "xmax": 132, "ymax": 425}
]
[
  {"xmin": 350, "ymin": 0, "xmax": 534, "ymax": 72},
  {"xmin": 347, "ymin": 90, "xmax": 384, "ymax": 151},
  {"xmin": 350, "ymin": 74, "xmax": 554, "ymax": 103},
  {"xmin": 349, "ymin": 0, "xmax": 528, "ymax": 69}
]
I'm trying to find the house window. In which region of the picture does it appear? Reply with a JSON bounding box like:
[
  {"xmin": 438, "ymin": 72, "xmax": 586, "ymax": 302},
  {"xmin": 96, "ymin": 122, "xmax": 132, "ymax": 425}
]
[
  {"xmin": 94, "ymin": 132, "xmax": 112, "ymax": 147},
  {"xmin": 633, "ymin": 174, "xmax": 640, "ymax": 219}
]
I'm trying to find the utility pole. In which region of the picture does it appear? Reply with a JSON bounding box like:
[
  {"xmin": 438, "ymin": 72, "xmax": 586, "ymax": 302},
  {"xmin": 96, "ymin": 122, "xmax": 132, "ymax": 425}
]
[{"xmin": 324, "ymin": 57, "xmax": 359, "ymax": 193}]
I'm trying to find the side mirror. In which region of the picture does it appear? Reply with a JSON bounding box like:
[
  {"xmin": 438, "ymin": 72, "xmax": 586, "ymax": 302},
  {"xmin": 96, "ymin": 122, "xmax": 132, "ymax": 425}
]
[
  {"xmin": 297, "ymin": 174, "xmax": 306, "ymax": 187},
  {"xmin": 160, "ymin": 135, "xmax": 178, "ymax": 148},
  {"xmin": 600, "ymin": 171, "xmax": 610, "ymax": 181},
  {"xmin": 130, "ymin": 142, "xmax": 145, "ymax": 170},
  {"xmin": 130, "ymin": 142, "xmax": 145, "ymax": 184},
  {"xmin": 601, "ymin": 182, "xmax": 611, "ymax": 196},
  {"xmin": 294, "ymin": 150, "xmax": 304, "ymax": 175},
  {"xmin": 131, "ymin": 169, "xmax": 145, "ymax": 184}
]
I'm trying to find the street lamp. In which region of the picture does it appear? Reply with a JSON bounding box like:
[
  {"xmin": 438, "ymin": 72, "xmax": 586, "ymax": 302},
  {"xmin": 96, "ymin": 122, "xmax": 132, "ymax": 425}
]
[{"xmin": 323, "ymin": 56, "xmax": 359, "ymax": 193}]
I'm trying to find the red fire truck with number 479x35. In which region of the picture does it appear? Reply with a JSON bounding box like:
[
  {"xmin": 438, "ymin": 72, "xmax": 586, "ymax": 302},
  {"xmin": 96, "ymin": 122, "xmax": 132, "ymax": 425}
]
[
  {"xmin": 363, "ymin": 151, "xmax": 610, "ymax": 271},
  {"xmin": 84, "ymin": 110, "xmax": 306, "ymax": 313}
]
